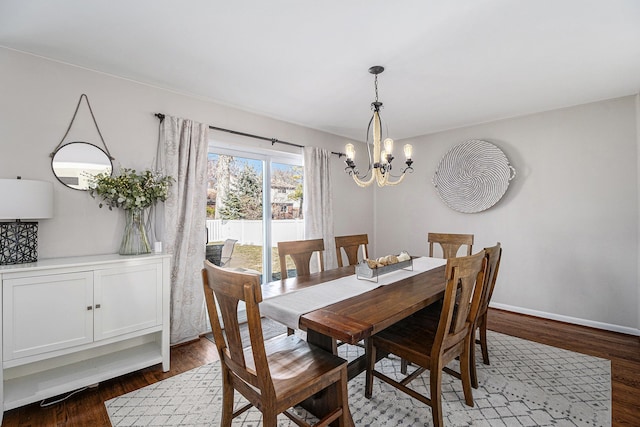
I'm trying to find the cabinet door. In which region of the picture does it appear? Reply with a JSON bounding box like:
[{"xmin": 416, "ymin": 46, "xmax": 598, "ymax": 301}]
[
  {"xmin": 93, "ymin": 263, "xmax": 163, "ymax": 340},
  {"xmin": 3, "ymin": 272, "xmax": 94, "ymax": 361}
]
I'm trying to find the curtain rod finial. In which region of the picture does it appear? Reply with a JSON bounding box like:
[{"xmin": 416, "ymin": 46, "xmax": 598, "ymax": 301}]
[{"xmin": 155, "ymin": 113, "xmax": 165, "ymax": 122}]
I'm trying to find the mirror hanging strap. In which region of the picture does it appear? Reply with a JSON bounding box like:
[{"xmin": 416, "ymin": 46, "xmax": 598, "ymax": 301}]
[{"xmin": 50, "ymin": 93, "xmax": 115, "ymax": 160}]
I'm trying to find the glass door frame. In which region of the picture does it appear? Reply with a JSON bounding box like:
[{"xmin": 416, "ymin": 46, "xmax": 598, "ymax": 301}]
[{"xmin": 208, "ymin": 141, "xmax": 303, "ymax": 283}]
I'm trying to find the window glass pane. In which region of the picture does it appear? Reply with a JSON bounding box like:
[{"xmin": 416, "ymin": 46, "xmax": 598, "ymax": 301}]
[
  {"xmin": 206, "ymin": 153, "xmax": 264, "ymax": 277},
  {"xmin": 271, "ymin": 162, "xmax": 303, "ymax": 280},
  {"xmin": 206, "ymin": 147, "xmax": 304, "ymax": 284}
]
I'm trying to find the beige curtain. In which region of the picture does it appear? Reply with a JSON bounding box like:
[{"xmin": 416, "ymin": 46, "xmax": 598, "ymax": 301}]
[
  {"xmin": 303, "ymin": 146, "xmax": 336, "ymax": 270},
  {"xmin": 160, "ymin": 116, "xmax": 209, "ymax": 344}
]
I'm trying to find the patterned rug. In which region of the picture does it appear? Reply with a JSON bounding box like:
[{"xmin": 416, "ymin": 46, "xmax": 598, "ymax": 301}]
[{"xmin": 105, "ymin": 331, "xmax": 610, "ymax": 426}]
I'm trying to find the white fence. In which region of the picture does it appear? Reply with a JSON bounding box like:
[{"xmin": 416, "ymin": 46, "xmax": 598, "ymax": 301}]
[{"xmin": 206, "ymin": 219, "xmax": 304, "ymax": 247}]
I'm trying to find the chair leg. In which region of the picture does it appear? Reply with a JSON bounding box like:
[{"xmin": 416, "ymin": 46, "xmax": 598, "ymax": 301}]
[
  {"xmin": 287, "ymin": 327, "xmax": 294, "ymax": 336},
  {"xmin": 262, "ymin": 409, "xmax": 278, "ymax": 427},
  {"xmin": 460, "ymin": 340, "xmax": 475, "ymax": 407},
  {"xmin": 478, "ymin": 314, "xmax": 490, "ymax": 365},
  {"xmin": 470, "ymin": 329, "xmax": 479, "ymax": 389},
  {"xmin": 365, "ymin": 338, "xmax": 375, "ymax": 399},
  {"xmin": 337, "ymin": 368, "xmax": 350, "ymax": 427},
  {"xmin": 400, "ymin": 358, "xmax": 408, "ymax": 374},
  {"xmin": 429, "ymin": 363, "xmax": 444, "ymax": 427},
  {"xmin": 221, "ymin": 369, "xmax": 234, "ymax": 427}
]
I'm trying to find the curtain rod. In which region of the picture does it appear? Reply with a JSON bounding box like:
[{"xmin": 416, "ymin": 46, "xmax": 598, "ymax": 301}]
[{"xmin": 154, "ymin": 113, "xmax": 344, "ymax": 157}]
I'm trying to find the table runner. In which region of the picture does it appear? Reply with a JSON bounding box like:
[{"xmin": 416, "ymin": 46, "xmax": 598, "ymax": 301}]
[{"xmin": 260, "ymin": 257, "xmax": 447, "ymax": 330}]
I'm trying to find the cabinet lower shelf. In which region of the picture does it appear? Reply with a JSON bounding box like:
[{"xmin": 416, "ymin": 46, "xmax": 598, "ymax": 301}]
[{"xmin": 3, "ymin": 342, "xmax": 163, "ymax": 410}]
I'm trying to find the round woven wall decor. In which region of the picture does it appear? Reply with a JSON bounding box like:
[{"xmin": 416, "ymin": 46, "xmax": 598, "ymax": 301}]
[{"xmin": 433, "ymin": 140, "xmax": 516, "ymax": 213}]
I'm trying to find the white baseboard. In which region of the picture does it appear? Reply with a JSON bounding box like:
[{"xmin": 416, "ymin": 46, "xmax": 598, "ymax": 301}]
[{"xmin": 490, "ymin": 302, "xmax": 640, "ymax": 337}]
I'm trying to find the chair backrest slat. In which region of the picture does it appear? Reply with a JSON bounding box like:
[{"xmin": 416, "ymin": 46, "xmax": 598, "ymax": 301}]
[
  {"xmin": 277, "ymin": 238, "xmax": 325, "ymax": 278},
  {"xmin": 435, "ymin": 251, "xmax": 487, "ymax": 355},
  {"xmin": 478, "ymin": 243, "xmax": 502, "ymax": 317},
  {"xmin": 202, "ymin": 261, "xmax": 271, "ymax": 391},
  {"xmin": 335, "ymin": 234, "xmax": 369, "ymax": 267},
  {"xmin": 428, "ymin": 232, "xmax": 474, "ymax": 258}
]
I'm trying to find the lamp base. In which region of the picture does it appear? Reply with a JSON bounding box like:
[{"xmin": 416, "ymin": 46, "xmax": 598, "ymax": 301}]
[{"xmin": 0, "ymin": 221, "xmax": 39, "ymax": 265}]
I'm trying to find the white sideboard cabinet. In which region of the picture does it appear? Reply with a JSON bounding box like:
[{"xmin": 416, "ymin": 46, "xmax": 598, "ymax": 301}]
[{"xmin": 0, "ymin": 254, "xmax": 171, "ymax": 420}]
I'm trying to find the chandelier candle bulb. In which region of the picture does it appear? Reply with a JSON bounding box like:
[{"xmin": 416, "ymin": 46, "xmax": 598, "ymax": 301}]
[
  {"xmin": 345, "ymin": 143, "xmax": 355, "ymax": 160},
  {"xmin": 404, "ymin": 144, "xmax": 413, "ymax": 160},
  {"xmin": 384, "ymin": 138, "xmax": 394, "ymax": 154}
]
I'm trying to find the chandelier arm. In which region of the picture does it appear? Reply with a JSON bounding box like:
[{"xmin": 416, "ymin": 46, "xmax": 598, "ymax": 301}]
[
  {"xmin": 347, "ymin": 167, "xmax": 373, "ymax": 181},
  {"xmin": 364, "ymin": 114, "xmax": 375, "ymax": 170},
  {"xmin": 346, "ymin": 114, "xmax": 377, "ymax": 180},
  {"xmin": 377, "ymin": 110, "xmax": 389, "ymax": 141},
  {"xmin": 352, "ymin": 173, "xmax": 376, "ymax": 187},
  {"xmin": 380, "ymin": 173, "xmax": 406, "ymax": 186},
  {"xmin": 386, "ymin": 166, "xmax": 414, "ymax": 179}
]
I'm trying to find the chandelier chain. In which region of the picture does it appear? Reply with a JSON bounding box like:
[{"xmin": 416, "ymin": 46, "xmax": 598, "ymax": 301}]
[{"xmin": 374, "ymin": 75, "xmax": 379, "ymax": 103}]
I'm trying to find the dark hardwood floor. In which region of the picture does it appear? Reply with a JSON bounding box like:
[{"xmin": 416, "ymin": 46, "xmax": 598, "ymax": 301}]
[
  {"xmin": 487, "ymin": 309, "xmax": 640, "ymax": 426},
  {"xmin": 2, "ymin": 308, "xmax": 638, "ymax": 426},
  {"xmin": 1, "ymin": 338, "xmax": 220, "ymax": 427}
]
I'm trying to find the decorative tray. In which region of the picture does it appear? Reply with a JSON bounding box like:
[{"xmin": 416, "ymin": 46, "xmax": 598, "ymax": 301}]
[{"xmin": 355, "ymin": 256, "xmax": 413, "ymax": 282}]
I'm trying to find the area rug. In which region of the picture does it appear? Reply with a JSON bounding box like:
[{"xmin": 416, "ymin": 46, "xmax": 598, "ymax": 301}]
[{"xmin": 105, "ymin": 331, "xmax": 610, "ymax": 426}]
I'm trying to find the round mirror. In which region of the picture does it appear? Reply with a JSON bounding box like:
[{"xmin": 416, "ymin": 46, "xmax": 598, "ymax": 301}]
[{"xmin": 51, "ymin": 142, "xmax": 113, "ymax": 191}]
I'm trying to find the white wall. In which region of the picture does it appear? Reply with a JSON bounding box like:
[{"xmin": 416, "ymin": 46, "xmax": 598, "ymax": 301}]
[
  {"xmin": 375, "ymin": 96, "xmax": 639, "ymax": 333},
  {"xmin": 0, "ymin": 48, "xmax": 374, "ymax": 259},
  {"xmin": 3, "ymin": 47, "xmax": 637, "ymax": 335}
]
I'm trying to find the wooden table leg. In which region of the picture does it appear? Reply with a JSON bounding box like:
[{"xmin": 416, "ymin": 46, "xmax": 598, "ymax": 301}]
[
  {"xmin": 307, "ymin": 329, "xmax": 335, "ymax": 352},
  {"xmin": 302, "ymin": 329, "xmax": 355, "ymax": 427}
]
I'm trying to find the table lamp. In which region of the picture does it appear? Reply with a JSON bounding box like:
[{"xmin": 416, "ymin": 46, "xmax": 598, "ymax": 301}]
[{"xmin": 0, "ymin": 177, "xmax": 54, "ymax": 265}]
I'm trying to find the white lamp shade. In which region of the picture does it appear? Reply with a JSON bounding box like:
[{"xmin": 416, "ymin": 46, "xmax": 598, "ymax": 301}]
[{"xmin": 0, "ymin": 179, "xmax": 54, "ymax": 220}]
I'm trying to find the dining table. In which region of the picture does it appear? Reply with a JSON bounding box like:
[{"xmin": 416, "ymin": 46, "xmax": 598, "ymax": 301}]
[{"xmin": 259, "ymin": 256, "xmax": 448, "ymax": 424}]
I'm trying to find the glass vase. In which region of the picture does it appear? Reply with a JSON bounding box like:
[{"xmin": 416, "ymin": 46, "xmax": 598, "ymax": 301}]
[{"xmin": 119, "ymin": 208, "xmax": 151, "ymax": 255}]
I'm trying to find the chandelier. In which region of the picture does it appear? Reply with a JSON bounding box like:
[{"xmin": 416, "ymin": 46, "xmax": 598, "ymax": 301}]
[{"xmin": 344, "ymin": 66, "xmax": 413, "ymax": 187}]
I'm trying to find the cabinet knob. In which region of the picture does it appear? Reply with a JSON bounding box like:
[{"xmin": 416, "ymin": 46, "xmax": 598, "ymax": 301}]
[
  {"xmin": 95, "ymin": 304, "xmax": 101, "ymax": 309},
  {"xmin": 87, "ymin": 306, "xmax": 93, "ymax": 310}
]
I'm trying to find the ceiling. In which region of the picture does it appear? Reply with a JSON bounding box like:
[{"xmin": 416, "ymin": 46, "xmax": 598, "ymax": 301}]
[{"xmin": 1, "ymin": 0, "xmax": 639, "ymax": 141}]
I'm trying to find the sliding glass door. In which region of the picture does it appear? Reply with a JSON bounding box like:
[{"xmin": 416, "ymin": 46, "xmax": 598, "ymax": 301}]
[
  {"xmin": 206, "ymin": 146, "xmax": 303, "ymax": 283},
  {"xmin": 270, "ymin": 162, "xmax": 304, "ymax": 279}
]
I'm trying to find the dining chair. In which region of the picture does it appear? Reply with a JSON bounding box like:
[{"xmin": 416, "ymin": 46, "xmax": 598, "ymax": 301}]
[
  {"xmin": 277, "ymin": 238, "xmax": 325, "ymax": 335},
  {"xmin": 364, "ymin": 250, "xmax": 488, "ymax": 427},
  {"xmin": 202, "ymin": 261, "xmax": 351, "ymax": 427},
  {"xmin": 428, "ymin": 232, "xmax": 474, "ymax": 258},
  {"xmin": 399, "ymin": 232, "xmax": 475, "ymax": 375},
  {"xmin": 334, "ymin": 234, "xmax": 369, "ymax": 267},
  {"xmin": 470, "ymin": 242, "xmax": 502, "ymax": 388},
  {"xmin": 277, "ymin": 238, "xmax": 325, "ymax": 279},
  {"xmin": 334, "ymin": 234, "xmax": 369, "ymax": 350},
  {"xmin": 402, "ymin": 244, "xmax": 502, "ymax": 389}
]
